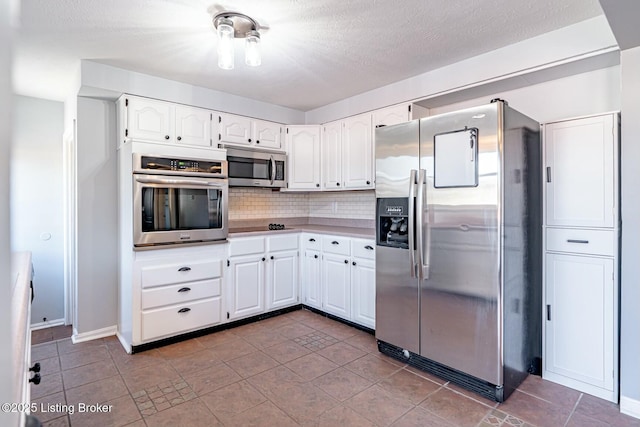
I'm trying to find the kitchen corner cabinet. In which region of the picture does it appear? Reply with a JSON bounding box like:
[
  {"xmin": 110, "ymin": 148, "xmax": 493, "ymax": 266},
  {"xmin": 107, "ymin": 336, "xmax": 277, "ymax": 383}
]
[
  {"xmin": 219, "ymin": 113, "xmax": 283, "ymax": 150},
  {"xmin": 542, "ymin": 112, "xmax": 619, "ymax": 403},
  {"xmin": 322, "ymin": 113, "xmax": 374, "ymax": 191},
  {"xmin": 227, "ymin": 235, "xmax": 299, "ymax": 321},
  {"xmin": 286, "ymin": 125, "xmax": 322, "ymax": 190},
  {"xmin": 372, "ymin": 103, "xmax": 429, "ymax": 128},
  {"xmin": 122, "ymin": 96, "xmax": 213, "ymax": 147}
]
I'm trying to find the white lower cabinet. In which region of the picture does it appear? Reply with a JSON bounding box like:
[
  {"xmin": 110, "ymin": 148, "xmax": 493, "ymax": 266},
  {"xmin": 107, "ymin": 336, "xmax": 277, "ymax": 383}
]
[
  {"xmin": 227, "ymin": 234, "xmax": 299, "ymax": 321},
  {"xmin": 544, "ymin": 252, "xmax": 616, "ymax": 400},
  {"xmin": 122, "ymin": 245, "xmax": 226, "ymax": 350},
  {"xmin": 301, "ymin": 233, "xmax": 376, "ymax": 329}
]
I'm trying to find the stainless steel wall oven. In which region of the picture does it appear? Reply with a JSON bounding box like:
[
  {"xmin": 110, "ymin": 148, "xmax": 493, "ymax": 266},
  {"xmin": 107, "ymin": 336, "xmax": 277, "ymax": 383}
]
[{"xmin": 132, "ymin": 153, "xmax": 228, "ymax": 247}]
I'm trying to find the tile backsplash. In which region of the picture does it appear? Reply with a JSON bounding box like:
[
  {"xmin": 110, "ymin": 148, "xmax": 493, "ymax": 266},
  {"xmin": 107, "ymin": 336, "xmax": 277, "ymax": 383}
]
[{"xmin": 229, "ymin": 188, "xmax": 375, "ymax": 220}]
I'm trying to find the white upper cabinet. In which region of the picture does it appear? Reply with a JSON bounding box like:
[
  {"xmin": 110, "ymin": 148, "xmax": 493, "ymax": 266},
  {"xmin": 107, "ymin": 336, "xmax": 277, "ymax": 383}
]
[
  {"xmin": 219, "ymin": 113, "xmax": 252, "ymax": 146},
  {"xmin": 373, "ymin": 103, "xmax": 429, "ymax": 128},
  {"xmin": 123, "ymin": 96, "xmax": 213, "ymax": 147},
  {"xmin": 287, "ymin": 125, "xmax": 322, "ymax": 190},
  {"xmin": 175, "ymin": 105, "xmax": 212, "ymax": 147},
  {"xmin": 219, "ymin": 113, "xmax": 282, "ymax": 150},
  {"xmin": 252, "ymin": 119, "xmax": 283, "ymax": 150},
  {"xmin": 322, "ymin": 121, "xmax": 342, "ymax": 190},
  {"xmin": 126, "ymin": 97, "xmax": 175, "ymax": 143},
  {"xmin": 544, "ymin": 114, "xmax": 616, "ymax": 228},
  {"xmin": 322, "ymin": 113, "xmax": 373, "ymax": 191},
  {"xmin": 342, "ymin": 113, "xmax": 373, "ymax": 189}
]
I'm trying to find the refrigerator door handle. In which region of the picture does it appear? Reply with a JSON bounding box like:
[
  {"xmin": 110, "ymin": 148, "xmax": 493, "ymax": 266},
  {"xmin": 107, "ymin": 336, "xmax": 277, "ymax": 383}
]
[
  {"xmin": 416, "ymin": 169, "xmax": 429, "ymax": 280},
  {"xmin": 408, "ymin": 169, "xmax": 417, "ymax": 278}
]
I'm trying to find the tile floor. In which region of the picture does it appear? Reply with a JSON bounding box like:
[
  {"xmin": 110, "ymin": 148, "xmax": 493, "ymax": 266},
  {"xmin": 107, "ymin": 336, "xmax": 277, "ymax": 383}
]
[{"xmin": 29, "ymin": 309, "xmax": 640, "ymax": 427}]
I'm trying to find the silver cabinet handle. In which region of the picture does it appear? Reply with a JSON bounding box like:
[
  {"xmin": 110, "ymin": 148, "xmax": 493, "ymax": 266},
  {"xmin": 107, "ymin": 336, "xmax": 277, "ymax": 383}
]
[{"xmin": 567, "ymin": 239, "xmax": 589, "ymax": 244}]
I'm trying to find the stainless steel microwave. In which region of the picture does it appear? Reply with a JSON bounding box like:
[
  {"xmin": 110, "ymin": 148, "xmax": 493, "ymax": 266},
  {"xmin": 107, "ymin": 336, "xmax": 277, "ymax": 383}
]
[{"xmin": 225, "ymin": 147, "xmax": 287, "ymax": 188}]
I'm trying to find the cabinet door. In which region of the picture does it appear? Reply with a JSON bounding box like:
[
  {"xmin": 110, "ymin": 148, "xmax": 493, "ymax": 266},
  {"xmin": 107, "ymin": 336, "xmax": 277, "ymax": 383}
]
[
  {"xmin": 175, "ymin": 106, "xmax": 211, "ymax": 147},
  {"xmin": 342, "ymin": 113, "xmax": 373, "ymax": 189},
  {"xmin": 321, "ymin": 253, "xmax": 351, "ymax": 319},
  {"xmin": 373, "ymin": 104, "xmax": 410, "ymax": 128},
  {"xmin": 220, "ymin": 113, "xmax": 252, "ymax": 146},
  {"xmin": 544, "ymin": 253, "xmax": 615, "ymax": 393},
  {"xmin": 287, "ymin": 126, "xmax": 322, "ymax": 190},
  {"xmin": 266, "ymin": 250, "xmax": 298, "ymax": 310},
  {"xmin": 322, "ymin": 121, "xmax": 343, "ymax": 190},
  {"xmin": 302, "ymin": 249, "xmax": 321, "ymax": 309},
  {"xmin": 126, "ymin": 97, "xmax": 174, "ymax": 142},
  {"xmin": 351, "ymin": 257, "xmax": 375, "ymax": 329},
  {"xmin": 253, "ymin": 120, "xmax": 282, "ymax": 150},
  {"xmin": 228, "ymin": 255, "xmax": 265, "ymax": 320},
  {"xmin": 544, "ymin": 114, "xmax": 615, "ymax": 228}
]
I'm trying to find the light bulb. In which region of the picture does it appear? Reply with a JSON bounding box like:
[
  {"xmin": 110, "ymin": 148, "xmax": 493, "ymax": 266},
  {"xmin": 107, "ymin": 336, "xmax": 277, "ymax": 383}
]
[
  {"xmin": 217, "ymin": 17, "xmax": 234, "ymax": 70},
  {"xmin": 245, "ymin": 30, "xmax": 261, "ymax": 67}
]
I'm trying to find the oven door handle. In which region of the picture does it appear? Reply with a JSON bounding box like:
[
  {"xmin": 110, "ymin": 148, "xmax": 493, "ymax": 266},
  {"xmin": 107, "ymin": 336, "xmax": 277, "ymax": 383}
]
[{"xmin": 135, "ymin": 176, "xmax": 224, "ymax": 187}]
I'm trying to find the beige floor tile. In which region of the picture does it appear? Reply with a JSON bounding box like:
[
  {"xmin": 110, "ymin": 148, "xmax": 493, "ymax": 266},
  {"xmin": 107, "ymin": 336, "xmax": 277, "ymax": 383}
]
[
  {"xmin": 183, "ymin": 363, "xmax": 242, "ymax": 396},
  {"xmin": 65, "ymin": 375, "xmax": 129, "ymax": 406},
  {"xmin": 32, "ymin": 342, "xmax": 58, "ymax": 361},
  {"xmin": 304, "ymin": 404, "xmax": 377, "ymax": 427},
  {"xmin": 317, "ymin": 341, "xmax": 366, "ymax": 366},
  {"xmin": 312, "ymin": 367, "xmax": 373, "ymax": 401},
  {"xmin": 226, "ymin": 350, "xmax": 280, "ymax": 378},
  {"xmin": 269, "ymin": 382, "xmax": 339, "ymax": 424},
  {"xmin": 199, "ymin": 380, "xmax": 266, "ymax": 423},
  {"xmin": 378, "ymin": 369, "xmax": 441, "ymax": 405},
  {"xmin": 59, "ymin": 346, "xmax": 111, "ymax": 370},
  {"xmin": 285, "ymin": 352, "xmax": 339, "ymax": 381},
  {"xmin": 344, "ymin": 353, "xmax": 400, "ymax": 382},
  {"xmin": 346, "ymin": 384, "xmax": 414, "ymax": 426},
  {"xmin": 166, "ymin": 349, "xmax": 221, "ymax": 377},
  {"xmin": 208, "ymin": 337, "xmax": 257, "ymax": 361},
  {"xmin": 223, "ymin": 400, "xmax": 298, "ymax": 427},
  {"xmin": 144, "ymin": 399, "xmax": 221, "ymax": 427},
  {"xmin": 393, "ymin": 406, "xmax": 456, "ymax": 427},
  {"xmin": 61, "ymin": 359, "xmax": 119, "ymax": 390},
  {"xmin": 68, "ymin": 394, "xmax": 141, "ymax": 427},
  {"xmin": 262, "ymin": 338, "xmax": 312, "ymax": 363},
  {"xmin": 122, "ymin": 362, "xmax": 181, "ymax": 394},
  {"xmin": 31, "ymin": 372, "xmax": 64, "ymax": 400}
]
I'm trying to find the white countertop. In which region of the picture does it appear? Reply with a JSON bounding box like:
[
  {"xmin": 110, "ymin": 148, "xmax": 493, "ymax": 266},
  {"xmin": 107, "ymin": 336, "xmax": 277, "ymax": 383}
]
[{"xmin": 229, "ymin": 224, "xmax": 375, "ymax": 239}]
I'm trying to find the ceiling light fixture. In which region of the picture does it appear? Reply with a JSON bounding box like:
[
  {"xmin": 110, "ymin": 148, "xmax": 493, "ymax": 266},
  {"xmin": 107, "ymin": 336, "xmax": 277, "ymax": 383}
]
[{"xmin": 213, "ymin": 11, "xmax": 263, "ymax": 70}]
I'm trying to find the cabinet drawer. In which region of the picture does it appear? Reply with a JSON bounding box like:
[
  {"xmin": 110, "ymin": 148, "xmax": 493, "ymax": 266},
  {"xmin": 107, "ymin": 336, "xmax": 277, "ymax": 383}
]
[
  {"xmin": 141, "ymin": 297, "xmax": 221, "ymax": 342},
  {"xmin": 302, "ymin": 233, "xmax": 321, "ymax": 250},
  {"xmin": 141, "ymin": 259, "xmax": 222, "ymax": 288},
  {"xmin": 352, "ymin": 239, "xmax": 376, "ymax": 260},
  {"xmin": 141, "ymin": 278, "xmax": 221, "ymax": 310},
  {"xmin": 229, "ymin": 237, "xmax": 265, "ymax": 256},
  {"xmin": 546, "ymin": 228, "xmax": 616, "ymax": 257},
  {"xmin": 322, "ymin": 236, "xmax": 351, "ymax": 256},
  {"xmin": 268, "ymin": 234, "xmax": 299, "ymax": 252}
]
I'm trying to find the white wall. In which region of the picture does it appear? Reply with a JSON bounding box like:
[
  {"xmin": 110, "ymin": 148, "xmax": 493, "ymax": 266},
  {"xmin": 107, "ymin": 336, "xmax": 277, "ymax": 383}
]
[
  {"xmin": 11, "ymin": 95, "xmax": 65, "ymax": 325},
  {"xmin": 428, "ymin": 66, "xmax": 620, "ymax": 124},
  {"xmin": 620, "ymin": 45, "xmax": 640, "ymax": 412},
  {"xmin": 305, "ymin": 16, "xmax": 617, "ymax": 124},
  {"xmin": 1, "ymin": 0, "xmax": 19, "ymax": 424},
  {"xmin": 75, "ymin": 97, "xmax": 118, "ymax": 334},
  {"xmin": 79, "ymin": 61, "xmax": 306, "ymax": 125}
]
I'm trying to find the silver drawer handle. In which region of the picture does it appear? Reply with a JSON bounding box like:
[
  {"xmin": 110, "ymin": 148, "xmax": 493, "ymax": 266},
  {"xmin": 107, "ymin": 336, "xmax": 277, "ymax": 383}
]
[
  {"xmin": 178, "ymin": 307, "xmax": 191, "ymax": 313},
  {"xmin": 178, "ymin": 266, "xmax": 192, "ymax": 272},
  {"xmin": 567, "ymin": 239, "xmax": 589, "ymax": 244}
]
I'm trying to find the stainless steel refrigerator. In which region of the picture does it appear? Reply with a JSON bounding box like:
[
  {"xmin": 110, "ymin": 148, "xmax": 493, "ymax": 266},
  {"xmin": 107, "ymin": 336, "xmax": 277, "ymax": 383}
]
[{"xmin": 375, "ymin": 100, "xmax": 542, "ymax": 402}]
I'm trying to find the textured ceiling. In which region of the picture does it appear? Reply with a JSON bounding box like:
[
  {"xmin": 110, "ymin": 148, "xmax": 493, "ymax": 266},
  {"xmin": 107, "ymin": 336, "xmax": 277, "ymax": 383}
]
[{"xmin": 14, "ymin": 0, "xmax": 604, "ymax": 111}]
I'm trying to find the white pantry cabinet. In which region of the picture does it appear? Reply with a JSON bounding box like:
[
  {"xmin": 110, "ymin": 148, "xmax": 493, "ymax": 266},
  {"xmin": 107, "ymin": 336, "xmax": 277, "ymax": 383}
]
[
  {"xmin": 227, "ymin": 234, "xmax": 299, "ymax": 320},
  {"xmin": 219, "ymin": 113, "xmax": 283, "ymax": 150},
  {"xmin": 544, "ymin": 114, "xmax": 616, "ymax": 228},
  {"xmin": 542, "ymin": 112, "xmax": 619, "ymax": 403},
  {"xmin": 122, "ymin": 96, "xmax": 214, "ymax": 148},
  {"xmin": 286, "ymin": 125, "xmax": 322, "ymax": 190},
  {"xmin": 322, "ymin": 113, "xmax": 374, "ymax": 190}
]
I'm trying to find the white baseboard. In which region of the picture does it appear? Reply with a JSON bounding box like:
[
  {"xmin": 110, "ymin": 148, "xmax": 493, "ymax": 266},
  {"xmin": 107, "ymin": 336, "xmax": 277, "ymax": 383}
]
[
  {"xmin": 71, "ymin": 325, "xmax": 117, "ymax": 344},
  {"xmin": 30, "ymin": 318, "xmax": 66, "ymax": 331},
  {"xmin": 621, "ymin": 396, "xmax": 640, "ymax": 420},
  {"xmin": 116, "ymin": 332, "xmax": 132, "ymax": 354}
]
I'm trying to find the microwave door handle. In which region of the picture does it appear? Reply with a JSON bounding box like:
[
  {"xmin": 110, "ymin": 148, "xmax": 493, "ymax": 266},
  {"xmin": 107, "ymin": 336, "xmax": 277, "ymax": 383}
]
[
  {"xmin": 408, "ymin": 169, "xmax": 417, "ymax": 278},
  {"xmin": 270, "ymin": 155, "xmax": 276, "ymax": 185}
]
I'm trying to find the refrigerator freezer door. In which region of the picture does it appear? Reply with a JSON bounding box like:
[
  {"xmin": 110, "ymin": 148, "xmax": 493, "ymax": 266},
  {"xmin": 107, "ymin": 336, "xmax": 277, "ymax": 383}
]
[{"xmin": 419, "ymin": 104, "xmax": 502, "ymax": 385}]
